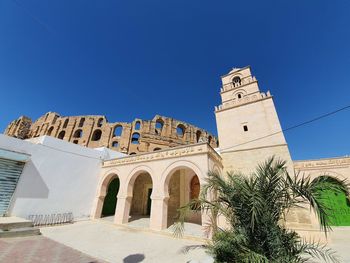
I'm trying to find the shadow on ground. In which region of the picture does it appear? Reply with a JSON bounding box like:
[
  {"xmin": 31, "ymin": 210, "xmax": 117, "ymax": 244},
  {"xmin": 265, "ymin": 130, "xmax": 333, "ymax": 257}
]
[{"xmin": 123, "ymin": 253, "xmax": 145, "ymax": 263}]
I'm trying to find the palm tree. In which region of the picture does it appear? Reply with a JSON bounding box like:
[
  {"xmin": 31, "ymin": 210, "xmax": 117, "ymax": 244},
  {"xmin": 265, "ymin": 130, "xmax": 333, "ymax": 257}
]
[{"xmin": 174, "ymin": 156, "xmax": 349, "ymax": 263}]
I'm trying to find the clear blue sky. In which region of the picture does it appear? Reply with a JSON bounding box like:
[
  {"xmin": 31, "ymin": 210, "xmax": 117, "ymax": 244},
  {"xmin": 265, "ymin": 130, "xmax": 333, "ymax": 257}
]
[{"xmin": 0, "ymin": 0, "xmax": 349, "ymax": 160}]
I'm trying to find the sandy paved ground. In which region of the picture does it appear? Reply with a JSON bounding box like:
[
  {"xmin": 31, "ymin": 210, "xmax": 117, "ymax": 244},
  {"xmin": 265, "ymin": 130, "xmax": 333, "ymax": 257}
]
[
  {"xmin": 3, "ymin": 219, "xmax": 347, "ymax": 263},
  {"xmin": 0, "ymin": 235, "xmax": 104, "ymax": 263},
  {"xmin": 40, "ymin": 220, "xmax": 213, "ymax": 263}
]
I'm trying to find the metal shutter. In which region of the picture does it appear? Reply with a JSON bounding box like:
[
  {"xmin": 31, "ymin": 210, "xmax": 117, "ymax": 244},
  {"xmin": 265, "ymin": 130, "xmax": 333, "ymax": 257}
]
[{"xmin": 0, "ymin": 158, "xmax": 25, "ymax": 216}]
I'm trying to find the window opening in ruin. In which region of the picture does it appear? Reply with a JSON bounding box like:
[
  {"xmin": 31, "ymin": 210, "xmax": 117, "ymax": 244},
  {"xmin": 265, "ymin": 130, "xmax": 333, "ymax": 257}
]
[
  {"xmin": 97, "ymin": 118, "xmax": 103, "ymax": 127},
  {"xmin": 232, "ymin": 76, "xmax": 241, "ymax": 87},
  {"xmin": 135, "ymin": 121, "xmax": 141, "ymax": 130},
  {"xmin": 73, "ymin": 140, "xmax": 78, "ymax": 144},
  {"xmin": 131, "ymin": 133, "xmax": 140, "ymax": 144},
  {"xmin": 196, "ymin": 130, "xmax": 201, "ymax": 142},
  {"xmin": 243, "ymin": 125, "xmax": 248, "ymax": 132},
  {"xmin": 153, "ymin": 148, "xmax": 161, "ymax": 151},
  {"xmin": 237, "ymin": 93, "xmax": 242, "ymax": 99},
  {"xmin": 58, "ymin": 131, "xmax": 65, "ymax": 140},
  {"xmin": 52, "ymin": 116, "xmax": 58, "ymax": 125},
  {"xmin": 47, "ymin": 127, "xmax": 54, "ymax": 136},
  {"xmin": 73, "ymin": 129, "xmax": 83, "ymax": 138},
  {"xmin": 113, "ymin": 126, "xmax": 123, "ymax": 137},
  {"xmin": 155, "ymin": 119, "xmax": 164, "ymax": 135},
  {"xmin": 208, "ymin": 136, "xmax": 212, "ymax": 144},
  {"xmin": 91, "ymin": 129, "xmax": 102, "ymax": 141},
  {"xmin": 63, "ymin": 119, "xmax": 69, "ymax": 128},
  {"xmin": 34, "ymin": 126, "xmax": 40, "ymax": 137},
  {"xmin": 79, "ymin": 118, "xmax": 85, "ymax": 127},
  {"xmin": 112, "ymin": 141, "xmax": 118, "ymax": 148},
  {"xmin": 176, "ymin": 125, "xmax": 185, "ymax": 138}
]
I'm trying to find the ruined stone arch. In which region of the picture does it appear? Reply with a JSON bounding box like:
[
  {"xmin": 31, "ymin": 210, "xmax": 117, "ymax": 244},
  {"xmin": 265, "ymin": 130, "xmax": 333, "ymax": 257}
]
[
  {"xmin": 47, "ymin": 126, "xmax": 54, "ymax": 136},
  {"xmin": 73, "ymin": 129, "xmax": 83, "ymax": 138},
  {"xmin": 113, "ymin": 125, "xmax": 123, "ymax": 137},
  {"xmin": 97, "ymin": 118, "xmax": 104, "ymax": 127},
  {"xmin": 196, "ymin": 130, "xmax": 202, "ymax": 143},
  {"xmin": 57, "ymin": 130, "xmax": 65, "ymax": 139},
  {"xmin": 131, "ymin": 132, "xmax": 140, "ymax": 144},
  {"xmin": 91, "ymin": 129, "xmax": 102, "ymax": 141},
  {"xmin": 155, "ymin": 118, "xmax": 164, "ymax": 135},
  {"xmin": 176, "ymin": 124, "xmax": 186, "ymax": 138}
]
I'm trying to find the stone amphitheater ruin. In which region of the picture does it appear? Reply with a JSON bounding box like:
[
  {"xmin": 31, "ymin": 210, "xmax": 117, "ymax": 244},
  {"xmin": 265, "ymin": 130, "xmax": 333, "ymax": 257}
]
[{"xmin": 4, "ymin": 112, "xmax": 218, "ymax": 155}]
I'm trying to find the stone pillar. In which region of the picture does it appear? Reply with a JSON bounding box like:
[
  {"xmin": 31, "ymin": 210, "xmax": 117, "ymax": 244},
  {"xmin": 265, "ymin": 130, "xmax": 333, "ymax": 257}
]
[
  {"xmin": 114, "ymin": 195, "xmax": 132, "ymax": 224},
  {"xmin": 149, "ymin": 195, "xmax": 169, "ymax": 231},
  {"xmin": 92, "ymin": 196, "xmax": 105, "ymax": 219}
]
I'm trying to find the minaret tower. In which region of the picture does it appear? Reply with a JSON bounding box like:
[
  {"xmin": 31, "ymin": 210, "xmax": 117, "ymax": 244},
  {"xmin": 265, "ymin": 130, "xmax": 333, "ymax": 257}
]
[{"xmin": 215, "ymin": 66, "xmax": 293, "ymax": 174}]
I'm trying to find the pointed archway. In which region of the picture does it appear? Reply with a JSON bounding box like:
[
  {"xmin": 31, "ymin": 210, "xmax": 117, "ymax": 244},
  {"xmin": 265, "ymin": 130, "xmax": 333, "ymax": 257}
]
[{"xmin": 101, "ymin": 177, "xmax": 120, "ymax": 217}]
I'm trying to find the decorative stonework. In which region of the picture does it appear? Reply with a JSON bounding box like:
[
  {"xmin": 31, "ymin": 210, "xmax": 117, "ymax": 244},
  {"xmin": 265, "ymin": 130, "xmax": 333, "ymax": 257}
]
[
  {"xmin": 103, "ymin": 143, "xmax": 221, "ymax": 167},
  {"xmin": 215, "ymin": 91, "xmax": 272, "ymax": 112},
  {"xmin": 294, "ymin": 157, "xmax": 350, "ymax": 170}
]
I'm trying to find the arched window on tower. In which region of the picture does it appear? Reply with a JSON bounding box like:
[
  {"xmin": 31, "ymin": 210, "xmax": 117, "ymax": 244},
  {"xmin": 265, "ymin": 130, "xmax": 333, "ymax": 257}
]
[
  {"xmin": 91, "ymin": 129, "xmax": 102, "ymax": 141},
  {"xmin": 135, "ymin": 121, "xmax": 141, "ymax": 130},
  {"xmin": 232, "ymin": 76, "xmax": 241, "ymax": 87},
  {"xmin": 208, "ymin": 136, "xmax": 212, "ymax": 145},
  {"xmin": 131, "ymin": 133, "xmax": 140, "ymax": 144},
  {"xmin": 237, "ymin": 93, "xmax": 242, "ymax": 99}
]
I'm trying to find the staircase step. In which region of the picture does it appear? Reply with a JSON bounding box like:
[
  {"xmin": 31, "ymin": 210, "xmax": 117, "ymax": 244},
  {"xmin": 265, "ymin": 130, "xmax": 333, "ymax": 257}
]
[
  {"xmin": 0, "ymin": 227, "xmax": 41, "ymax": 238},
  {"xmin": 0, "ymin": 217, "xmax": 33, "ymax": 230}
]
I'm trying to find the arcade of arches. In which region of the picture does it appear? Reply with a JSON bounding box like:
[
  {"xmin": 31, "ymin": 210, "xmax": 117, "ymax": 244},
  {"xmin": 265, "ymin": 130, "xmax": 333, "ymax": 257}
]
[{"xmin": 92, "ymin": 143, "xmax": 222, "ymax": 233}]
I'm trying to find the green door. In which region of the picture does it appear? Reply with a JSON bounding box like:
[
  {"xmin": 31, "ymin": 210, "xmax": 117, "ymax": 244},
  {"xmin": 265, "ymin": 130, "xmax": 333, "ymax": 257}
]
[
  {"xmin": 101, "ymin": 178, "xmax": 120, "ymax": 217},
  {"xmin": 321, "ymin": 189, "xmax": 350, "ymax": 226},
  {"xmin": 146, "ymin": 188, "xmax": 152, "ymax": 215}
]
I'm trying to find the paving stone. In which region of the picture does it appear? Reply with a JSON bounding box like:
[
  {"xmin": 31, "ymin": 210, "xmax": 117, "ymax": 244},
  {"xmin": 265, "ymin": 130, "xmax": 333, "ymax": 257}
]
[{"xmin": 0, "ymin": 236, "xmax": 105, "ymax": 263}]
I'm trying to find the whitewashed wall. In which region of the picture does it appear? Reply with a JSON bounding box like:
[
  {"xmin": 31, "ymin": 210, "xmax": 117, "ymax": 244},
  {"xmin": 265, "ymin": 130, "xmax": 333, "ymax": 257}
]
[{"xmin": 0, "ymin": 134, "xmax": 123, "ymax": 220}]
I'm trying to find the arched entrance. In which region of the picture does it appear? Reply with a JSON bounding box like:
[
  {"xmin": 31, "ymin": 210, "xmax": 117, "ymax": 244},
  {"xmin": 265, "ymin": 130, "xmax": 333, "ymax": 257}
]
[
  {"xmin": 129, "ymin": 172, "xmax": 153, "ymax": 226},
  {"xmin": 93, "ymin": 173, "xmax": 120, "ymax": 219},
  {"xmin": 166, "ymin": 168, "xmax": 202, "ymax": 228},
  {"xmin": 320, "ymin": 188, "xmax": 350, "ymax": 226},
  {"xmin": 101, "ymin": 177, "xmax": 120, "ymax": 217}
]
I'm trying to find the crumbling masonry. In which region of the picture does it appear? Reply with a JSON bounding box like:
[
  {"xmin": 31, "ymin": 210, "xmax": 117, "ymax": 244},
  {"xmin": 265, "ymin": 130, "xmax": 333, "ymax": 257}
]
[{"xmin": 4, "ymin": 112, "xmax": 218, "ymax": 155}]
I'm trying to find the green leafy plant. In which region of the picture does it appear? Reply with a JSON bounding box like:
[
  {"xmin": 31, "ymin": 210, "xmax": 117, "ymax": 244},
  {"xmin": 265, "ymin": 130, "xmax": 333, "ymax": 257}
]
[{"xmin": 173, "ymin": 156, "xmax": 349, "ymax": 263}]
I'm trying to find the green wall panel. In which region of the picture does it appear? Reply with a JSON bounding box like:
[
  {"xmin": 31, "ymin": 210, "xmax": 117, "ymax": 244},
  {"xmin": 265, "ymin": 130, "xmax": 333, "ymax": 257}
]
[
  {"xmin": 320, "ymin": 190, "xmax": 350, "ymax": 226},
  {"xmin": 102, "ymin": 178, "xmax": 120, "ymax": 217}
]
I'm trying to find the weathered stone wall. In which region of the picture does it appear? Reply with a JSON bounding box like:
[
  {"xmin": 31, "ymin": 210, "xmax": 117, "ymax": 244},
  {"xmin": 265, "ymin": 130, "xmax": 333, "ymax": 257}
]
[
  {"xmin": 4, "ymin": 112, "xmax": 218, "ymax": 155},
  {"xmin": 4, "ymin": 116, "xmax": 32, "ymax": 139}
]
